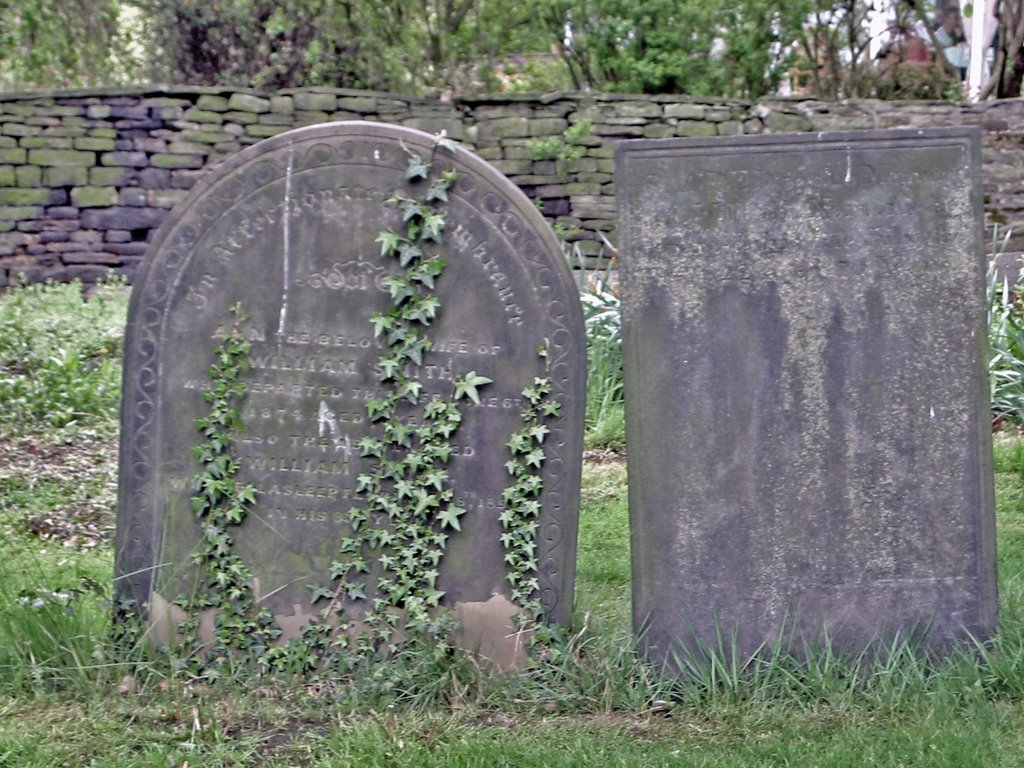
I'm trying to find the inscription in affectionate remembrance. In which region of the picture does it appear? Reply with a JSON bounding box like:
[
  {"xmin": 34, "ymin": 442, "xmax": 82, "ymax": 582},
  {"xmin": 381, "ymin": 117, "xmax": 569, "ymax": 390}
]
[
  {"xmin": 116, "ymin": 122, "xmax": 585, "ymax": 659},
  {"xmin": 617, "ymin": 128, "xmax": 997, "ymax": 667}
]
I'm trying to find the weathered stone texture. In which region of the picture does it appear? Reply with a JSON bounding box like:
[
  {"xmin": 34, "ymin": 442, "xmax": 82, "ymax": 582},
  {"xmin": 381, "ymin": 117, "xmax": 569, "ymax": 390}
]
[{"xmin": 618, "ymin": 128, "xmax": 996, "ymax": 668}]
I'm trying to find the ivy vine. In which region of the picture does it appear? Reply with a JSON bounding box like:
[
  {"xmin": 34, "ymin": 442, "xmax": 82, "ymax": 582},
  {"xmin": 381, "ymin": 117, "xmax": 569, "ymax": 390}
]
[
  {"xmin": 161, "ymin": 136, "xmax": 562, "ymax": 678},
  {"xmin": 178, "ymin": 304, "xmax": 280, "ymax": 675}
]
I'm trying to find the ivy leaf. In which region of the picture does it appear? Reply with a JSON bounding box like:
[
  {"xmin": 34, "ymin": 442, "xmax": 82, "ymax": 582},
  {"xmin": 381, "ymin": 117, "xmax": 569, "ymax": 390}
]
[
  {"xmin": 308, "ymin": 583, "xmax": 334, "ymax": 603},
  {"xmin": 454, "ymin": 371, "xmax": 492, "ymax": 404},
  {"xmin": 426, "ymin": 181, "xmax": 449, "ymax": 203},
  {"xmin": 376, "ymin": 230, "xmax": 401, "ymax": 258},
  {"xmin": 405, "ymin": 154, "xmax": 431, "ymax": 180},
  {"xmin": 437, "ymin": 504, "xmax": 466, "ymax": 531},
  {"xmin": 397, "ymin": 241, "xmax": 422, "ymax": 267},
  {"xmin": 421, "ymin": 212, "xmax": 446, "ymax": 242},
  {"xmin": 369, "ymin": 313, "xmax": 394, "ymax": 338}
]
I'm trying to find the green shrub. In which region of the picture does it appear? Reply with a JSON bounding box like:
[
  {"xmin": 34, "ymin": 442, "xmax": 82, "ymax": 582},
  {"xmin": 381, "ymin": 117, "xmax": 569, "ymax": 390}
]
[{"xmin": 0, "ymin": 278, "xmax": 128, "ymax": 433}]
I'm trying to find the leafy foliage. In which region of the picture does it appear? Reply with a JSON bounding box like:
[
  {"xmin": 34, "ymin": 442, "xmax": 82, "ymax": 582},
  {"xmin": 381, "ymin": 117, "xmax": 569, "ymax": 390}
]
[
  {"xmin": 0, "ymin": 278, "xmax": 126, "ymax": 434},
  {"xmin": 529, "ymin": 0, "xmax": 810, "ymax": 97},
  {"xmin": 177, "ymin": 305, "xmax": 279, "ymax": 676},
  {"xmin": 0, "ymin": 0, "xmax": 127, "ymax": 89}
]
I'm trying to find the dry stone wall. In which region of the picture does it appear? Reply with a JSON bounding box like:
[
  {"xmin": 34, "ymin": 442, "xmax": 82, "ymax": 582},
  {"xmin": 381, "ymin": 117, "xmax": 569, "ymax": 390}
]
[{"xmin": 1, "ymin": 86, "xmax": 1023, "ymax": 286}]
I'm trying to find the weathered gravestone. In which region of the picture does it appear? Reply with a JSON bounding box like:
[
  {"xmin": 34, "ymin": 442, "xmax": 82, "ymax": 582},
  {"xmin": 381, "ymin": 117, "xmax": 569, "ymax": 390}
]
[
  {"xmin": 617, "ymin": 128, "xmax": 997, "ymax": 668},
  {"xmin": 116, "ymin": 122, "xmax": 585, "ymax": 666}
]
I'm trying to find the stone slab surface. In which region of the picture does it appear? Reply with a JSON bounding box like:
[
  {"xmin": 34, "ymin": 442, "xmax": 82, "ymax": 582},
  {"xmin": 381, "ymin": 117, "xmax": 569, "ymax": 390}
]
[{"xmin": 617, "ymin": 128, "xmax": 997, "ymax": 667}]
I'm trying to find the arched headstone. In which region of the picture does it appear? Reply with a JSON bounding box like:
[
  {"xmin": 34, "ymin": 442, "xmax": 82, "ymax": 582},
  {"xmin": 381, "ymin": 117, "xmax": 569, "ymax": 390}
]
[{"xmin": 116, "ymin": 122, "xmax": 585, "ymax": 665}]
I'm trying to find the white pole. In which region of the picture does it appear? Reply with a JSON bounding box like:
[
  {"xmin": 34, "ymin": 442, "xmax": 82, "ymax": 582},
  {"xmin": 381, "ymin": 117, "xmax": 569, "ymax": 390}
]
[{"xmin": 968, "ymin": 0, "xmax": 988, "ymax": 101}]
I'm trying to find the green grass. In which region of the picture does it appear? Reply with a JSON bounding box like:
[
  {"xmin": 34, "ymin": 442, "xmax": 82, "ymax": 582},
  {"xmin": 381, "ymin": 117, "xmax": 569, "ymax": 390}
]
[{"xmin": 3, "ymin": 280, "xmax": 1024, "ymax": 765}]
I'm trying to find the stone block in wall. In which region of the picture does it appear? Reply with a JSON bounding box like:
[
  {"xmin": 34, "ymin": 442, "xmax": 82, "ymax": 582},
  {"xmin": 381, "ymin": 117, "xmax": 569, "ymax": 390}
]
[
  {"xmin": 63, "ymin": 251, "xmax": 120, "ymax": 265},
  {"xmin": 477, "ymin": 117, "xmax": 531, "ymax": 142},
  {"xmin": 0, "ymin": 136, "xmax": 15, "ymax": 147},
  {"xmin": 570, "ymin": 195, "xmax": 616, "ymax": 219},
  {"xmin": 675, "ymin": 121, "xmax": 716, "ymax": 137},
  {"xmin": 294, "ymin": 92, "xmax": 338, "ymax": 112},
  {"xmin": 513, "ymin": 174, "xmax": 566, "ymax": 185},
  {"xmin": 89, "ymin": 127, "xmax": 117, "ymax": 139},
  {"xmin": 270, "ymin": 96, "xmax": 294, "ymax": 114},
  {"xmin": 48, "ymin": 126, "xmax": 88, "ymax": 138},
  {"xmin": 138, "ymin": 168, "xmax": 171, "ymax": 188},
  {"xmin": 223, "ymin": 110, "xmax": 259, "ymax": 125},
  {"xmin": 542, "ymin": 198, "xmax": 570, "ymax": 216},
  {"xmin": 181, "ymin": 129, "xmax": 233, "ymax": 144},
  {"xmin": 245, "ymin": 125, "xmax": 290, "ymax": 138},
  {"xmin": 258, "ymin": 113, "xmax": 295, "ymax": 126},
  {"xmin": 42, "ymin": 208, "xmax": 79, "ymax": 221},
  {"xmin": 20, "ymin": 136, "xmax": 74, "ymax": 149},
  {"xmin": 642, "ymin": 124, "xmax": 674, "ymax": 138},
  {"xmin": 106, "ymin": 230, "xmax": 131, "ymax": 243},
  {"xmin": 133, "ymin": 138, "xmax": 166, "ymax": 153},
  {"xmin": 664, "ymin": 103, "xmax": 707, "ymax": 120},
  {"xmin": 294, "ymin": 110, "xmax": 330, "ymax": 125},
  {"xmin": 88, "ymin": 167, "xmax": 128, "ymax": 186},
  {"xmin": 74, "ymin": 137, "xmax": 117, "ymax": 151},
  {"xmin": 0, "ymin": 188, "xmax": 50, "ymax": 205},
  {"xmin": 717, "ymin": 121, "xmax": 743, "ymax": 135},
  {"xmin": 166, "ymin": 140, "xmax": 210, "ymax": 154},
  {"xmin": 577, "ymin": 172, "xmax": 613, "ymax": 184},
  {"xmin": 71, "ymin": 188, "xmax": 118, "ymax": 208},
  {"xmin": 100, "ymin": 151, "xmax": 148, "ymax": 167},
  {"xmin": 329, "ymin": 110, "xmax": 364, "ymax": 121},
  {"xmin": 151, "ymin": 153, "xmax": 205, "ymax": 169},
  {"xmin": 400, "ymin": 117, "xmax": 464, "ymax": 140},
  {"xmin": 587, "ymin": 144, "xmax": 615, "ymax": 158},
  {"xmin": 2, "ymin": 123, "xmax": 36, "ymax": 137},
  {"xmin": 171, "ymin": 169, "xmax": 206, "ymax": 189},
  {"xmin": 0, "ymin": 166, "xmax": 13, "ymax": 186},
  {"xmin": 616, "ymin": 101, "xmax": 664, "ymax": 118},
  {"xmin": 763, "ymin": 110, "xmax": 814, "ymax": 132},
  {"xmin": 590, "ymin": 123, "xmax": 645, "ymax": 137},
  {"xmin": 336, "ymin": 96, "xmax": 380, "ymax": 112},
  {"xmin": 530, "ymin": 183, "xmax": 568, "ymax": 198},
  {"xmin": 81, "ymin": 206, "xmax": 166, "ymax": 230},
  {"xmin": 148, "ymin": 189, "xmax": 187, "ymax": 209},
  {"xmin": 183, "ymin": 109, "xmax": 225, "ymax": 124},
  {"xmin": 14, "ymin": 167, "xmax": 41, "ymax": 190},
  {"xmin": 28, "ymin": 148, "xmax": 93, "ymax": 166},
  {"xmin": 528, "ymin": 118, "xmax": 569, "ymax": 136},
  {"xmin": 197, "ymin": 95, "xmax": 231, "ymax": 112},
  {"xmin": 0, "ymin": 205, "xmax": 43, "ymax": 221},
  {"xmin": 490, "ymin": 158, "xmax": 535, "ymax": 175},
  {"xmin": 565, "ymin": 182, "xmax": 602, "ymax": 196},
  {"xmin": 228, "ymin": 94, "xmax": 271, "ymax": 113},
  {"xmin": 117, "ymin": 188, "xmax": 147, "ymax": 207},
  {"xmin": 69, "ymin": 230, "xmax": 102, "ymax": 244}
]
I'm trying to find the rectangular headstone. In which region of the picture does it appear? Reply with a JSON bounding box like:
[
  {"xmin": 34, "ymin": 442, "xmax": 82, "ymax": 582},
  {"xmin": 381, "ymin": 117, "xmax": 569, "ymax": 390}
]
[
  {"xmin": 617, "ymin": 128, "xmax": 997, "ymax": 667},
  {"xmin": 116, "ymin": 122, "xmax": 585, "ymax": 667}
]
